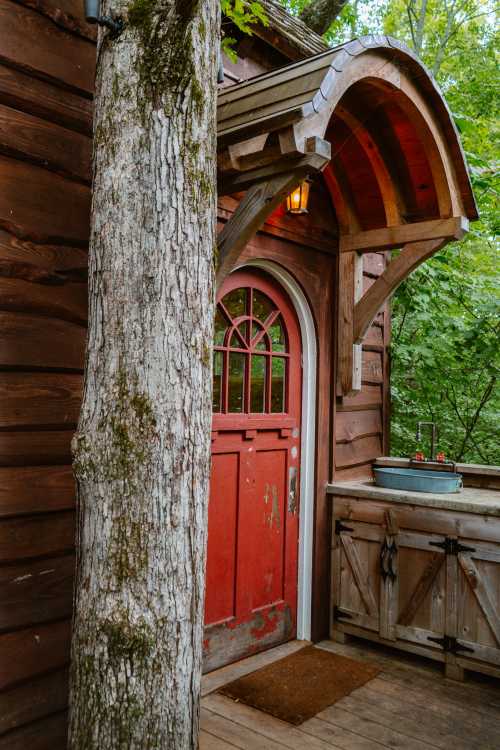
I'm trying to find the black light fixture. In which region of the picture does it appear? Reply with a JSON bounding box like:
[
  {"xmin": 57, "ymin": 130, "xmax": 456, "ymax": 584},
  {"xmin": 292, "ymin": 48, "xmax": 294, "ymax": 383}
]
[
  {"xmin": 286, "ymin": 179, "xmax": 311, "ymax": 215},
  {"xmin": 84, "ymin": 0, "xmax": 124, "ymax": 36}
]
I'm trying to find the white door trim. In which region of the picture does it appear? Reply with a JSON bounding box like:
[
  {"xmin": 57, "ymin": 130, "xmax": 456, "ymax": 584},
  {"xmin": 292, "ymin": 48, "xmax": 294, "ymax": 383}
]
[{"xmin": 238, "ymin": 259, "xmax": 317, "ymax": 641}]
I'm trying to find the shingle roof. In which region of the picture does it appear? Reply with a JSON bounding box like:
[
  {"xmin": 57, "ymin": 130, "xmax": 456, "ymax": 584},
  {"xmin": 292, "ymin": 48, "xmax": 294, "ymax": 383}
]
[{"xmin": 254, "ymin": 0, "xmax": 330, "ymax": 60}]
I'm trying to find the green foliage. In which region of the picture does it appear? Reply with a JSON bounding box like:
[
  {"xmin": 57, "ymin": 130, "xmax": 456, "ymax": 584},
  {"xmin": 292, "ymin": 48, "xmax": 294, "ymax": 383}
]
[
  {"xmin": 221, "ymin": 0, "xmax": 268, "ymax": 60},
  {"xmin": 279, "ymin": 0, "xmax": 499, "ymax": 463}
]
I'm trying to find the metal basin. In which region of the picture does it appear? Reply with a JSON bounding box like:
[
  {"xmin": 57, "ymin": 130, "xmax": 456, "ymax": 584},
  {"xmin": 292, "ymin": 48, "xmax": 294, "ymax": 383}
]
[{"xmin": 373, "ymin": 467, "xmax": 463, "ymax": 494}]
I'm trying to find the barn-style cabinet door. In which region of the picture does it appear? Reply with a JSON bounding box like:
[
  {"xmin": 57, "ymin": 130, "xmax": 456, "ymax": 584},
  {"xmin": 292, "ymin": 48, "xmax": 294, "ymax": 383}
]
[
  {"xmin": 455, "ymin": 539, "xmax": 500, "ymax": 672},
  {"xmin": 332, "ymin": 503, "xmax": 500, "ymax": 679}
]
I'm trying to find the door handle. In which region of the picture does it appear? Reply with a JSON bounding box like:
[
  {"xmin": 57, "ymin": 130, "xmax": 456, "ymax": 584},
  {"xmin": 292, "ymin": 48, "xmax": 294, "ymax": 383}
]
[{"xmin": 288, "ymin": 466, "xmax": 298, "ymax": 514}]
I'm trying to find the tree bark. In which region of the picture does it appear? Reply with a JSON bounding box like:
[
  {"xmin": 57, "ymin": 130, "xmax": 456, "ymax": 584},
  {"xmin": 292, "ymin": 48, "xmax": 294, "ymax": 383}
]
[
  {"xmin": 299, "ymin": 0, "xmax": 349, "ymax": 35},
  {"xmin": 68, "ymin": 0, "xmax": 219, "ymax": 747}
]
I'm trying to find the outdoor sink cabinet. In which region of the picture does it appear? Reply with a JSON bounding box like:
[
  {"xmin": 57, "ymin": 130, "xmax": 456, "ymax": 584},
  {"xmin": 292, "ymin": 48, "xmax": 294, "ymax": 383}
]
[{"xmin": 328, "ymin": 460, "xmax": 500, "ymax": 681}]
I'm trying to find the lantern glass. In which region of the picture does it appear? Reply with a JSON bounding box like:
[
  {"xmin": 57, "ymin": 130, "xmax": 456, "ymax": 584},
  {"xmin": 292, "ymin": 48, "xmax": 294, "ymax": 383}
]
[{"xmin": 286, "ymin": 180, "xmax": 310, "ymax": 214}]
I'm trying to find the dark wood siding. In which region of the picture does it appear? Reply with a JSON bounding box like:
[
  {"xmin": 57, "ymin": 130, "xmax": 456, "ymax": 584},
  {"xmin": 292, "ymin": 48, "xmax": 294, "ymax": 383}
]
[
  {"xmin": 0, "ymin": 1, "xmax": 94, "ymax": 745},
  {"xmin": 334, "ymin": 251, "xmax": 390, "ymax": 481}
]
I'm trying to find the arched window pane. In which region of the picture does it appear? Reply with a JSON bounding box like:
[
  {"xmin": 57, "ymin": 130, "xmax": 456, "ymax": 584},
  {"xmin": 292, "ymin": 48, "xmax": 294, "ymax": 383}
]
[
  {"xmin": 250, "ymin": 355, "xmax": 266, "ymax": 413},
  {"xmin": 228, "ymin": 353, "xmax": 246, "ymax": 412},
  {"xmin": 223, "ymin": 288, "xmax": 247, "ymax": 319},
  {"xmin": 252, "ymin": 289, "xmax": 274, "ymax": 323}
]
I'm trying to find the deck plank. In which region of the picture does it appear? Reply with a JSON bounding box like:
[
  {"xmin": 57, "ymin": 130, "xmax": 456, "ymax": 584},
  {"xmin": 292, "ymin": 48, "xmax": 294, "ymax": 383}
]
[
  {"xmin": 200, "ymin": 729, "xmax": 240, "ymax": 749},
  {"xmin": 316, "ymin": 703, "xmax": 436, "ymax": 750},
  {"xmin": 203, "ymin": 693, "xmax": 340, "ymax": 750}
]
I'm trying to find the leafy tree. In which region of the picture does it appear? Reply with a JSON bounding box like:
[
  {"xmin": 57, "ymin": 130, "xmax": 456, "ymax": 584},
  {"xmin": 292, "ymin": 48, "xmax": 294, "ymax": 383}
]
[{"xmin": 293, "ymin": 0, "xmax": 499, "ymax": 463}]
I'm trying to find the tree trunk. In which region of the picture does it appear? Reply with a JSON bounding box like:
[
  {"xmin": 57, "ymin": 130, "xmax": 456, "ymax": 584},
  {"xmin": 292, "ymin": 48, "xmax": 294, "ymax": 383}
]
[
  {"xmin": 299, "ymin": 0, "xmax": 349, "ymax": 35},
  {"xmin": 68, "ymin": 0, "xmax": 219, "ymax": 747}
]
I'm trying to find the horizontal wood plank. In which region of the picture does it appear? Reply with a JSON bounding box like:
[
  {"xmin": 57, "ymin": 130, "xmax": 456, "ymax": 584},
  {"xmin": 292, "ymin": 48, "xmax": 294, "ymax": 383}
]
[
  {"xmin": 335, "ymin": 435, "xmax": 383, "ymax": 469},
  {"xmin": 0, "ymin": 372, "xmax": 82, "ymax": 429},
  {"xmin": 0, "ymin": 431, "xmax": 73, "ymax": 466},
  {"xmin": 0, "ymin": 156, "xmax": 89, "ymax": 244},
  {"xmin": 0, "ymin": 62, "xmax": 92, "ymax": 135},
  {"xmin": 0, "ymin": 312, "xmax": 86, "ymax": 370},
  {"xmin": 337, "ymin": 385, "xmax": 382, "ymax": 412},
  {"xmin": 0, "ymin": 465, "xmax": 75, "ymax": 517},
  {"xmin": 0, "ymin": 0, "xmax": 95, "ymax": 94},
  {"xmin": 0, "ymin": 619, "xmax": 71, "ymax": 690},
  {"xmin": 0, "ymin": 278, "xmax": 87, "ymax": 326},
  {"xmin": 336, "ymin": 409, "xmax": 382, "ymax": 444},
  {"xmin": 362, "ymin": 351, "xmax": 383, "ymax": 384},
  {"xmin": 0, "ymin": 553, "xmax": 74, "ymax": 630},
  {"xmin": 0, "ymin": 710, "xmax": 67, "ymax": 749},
  {"xmin": 0, "ymin": 667, "xmax": 68, "ymax": 735},
  {"xmin": 0, "ymin": 103, "xmax": 91, "ymax": 182},
  {"xmin": 0, "ymin": 511, "xmax": 75, "ymax": 562},
  {"xmin": 0, "ymin": 228, "xmax": 87, "ymax": 271},
  {"xmin": 14, "ymin": 0, "xmax": 97, "ymax": 40}
]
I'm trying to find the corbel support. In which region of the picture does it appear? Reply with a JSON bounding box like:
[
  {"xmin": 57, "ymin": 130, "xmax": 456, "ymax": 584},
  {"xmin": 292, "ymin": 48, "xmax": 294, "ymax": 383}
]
[
  {"xmin": 352, "ymin": 237, "xmax": 445, "ymax": 345},
  {"xmin": 216, "ymin": 170, "xmax": 304, "ymax": 288},
  {"xmin": 216, "ymin": 142, "xmax": 330, "ymax": 288}
]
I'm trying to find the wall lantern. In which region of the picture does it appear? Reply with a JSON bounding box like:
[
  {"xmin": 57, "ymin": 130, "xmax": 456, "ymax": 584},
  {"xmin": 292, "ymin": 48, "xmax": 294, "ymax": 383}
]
[{"xmin": 286, "ymin": 180, "xmax": 311, "ymax": 215}]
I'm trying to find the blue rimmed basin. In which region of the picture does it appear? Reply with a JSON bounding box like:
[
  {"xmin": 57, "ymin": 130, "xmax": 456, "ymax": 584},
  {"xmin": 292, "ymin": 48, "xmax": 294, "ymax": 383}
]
[{"xmin": 373, "ymin": 467, "xmax": 463, "ymax": 494}]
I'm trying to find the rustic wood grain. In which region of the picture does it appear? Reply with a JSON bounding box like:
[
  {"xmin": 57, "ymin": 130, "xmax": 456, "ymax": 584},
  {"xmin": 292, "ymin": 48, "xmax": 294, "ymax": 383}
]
[
  {"xmin": 0, "ymin": 62, "xmax": 92, "ymax": 135},
  {"xmin": 0, "ymin": 432, "xmax": 73, "ymax": 467},
  {"xmin": 0, "ymin": 554, "xmax": 74, "ymax": 630},
  {"xmin": 0, "ymin": 465, "xmax": 75, "ymax": 517},
  {"xmin": 0, "ymin": 103, "xmax": 91, "ymax": 182},
  {"xmin": 0, "ymin": 312, "xmax": 86, "ymax": 369},
  {"xmin": 0, "ymin": 277, "xmax": 87, "ymax": 326},
  {"xmin": 0, "ymin": 511, "xmax": 75, "ymax": 562},
  {"xmin": 0, "ymin": 0, "xmax": 95, "ymax": 94},
  {"xmin": 0, "ymin": 156, "xmax": 90, "ymax": 244},
  {"xmin": 0, "ymin": 668, "xmax": 68, "ymax": 735},
  {"xmin": 0, "ymin": 372, "xmax": 82, "ymax": 429},
  {"xmin": 0, "ymin": 619, "xmax": 71, "ymax": 690}
]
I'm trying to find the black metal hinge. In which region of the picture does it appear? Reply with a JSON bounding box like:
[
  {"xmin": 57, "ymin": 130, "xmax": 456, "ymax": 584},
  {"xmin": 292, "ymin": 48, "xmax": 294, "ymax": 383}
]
[
  {"xmin": 427, "ymin": 635, "xmax": 474, "ymax": 655},
  {"xmin": 429, "ymin": 537, "xmax": 476, "ymax": 556},
  {"xmin": 333, "ymin": 606, "xmax": 353, "ymax": 621},
  {"xmin": 335, "ymin": 519, "xmax": 354, "ymax": 535}
]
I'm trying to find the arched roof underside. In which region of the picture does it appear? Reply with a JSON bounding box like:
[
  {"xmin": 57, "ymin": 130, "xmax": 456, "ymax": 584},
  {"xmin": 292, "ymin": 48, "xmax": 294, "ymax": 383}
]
[{"xmin": 217, "ymin": 36, "xmax": 478, "ymax": 392}]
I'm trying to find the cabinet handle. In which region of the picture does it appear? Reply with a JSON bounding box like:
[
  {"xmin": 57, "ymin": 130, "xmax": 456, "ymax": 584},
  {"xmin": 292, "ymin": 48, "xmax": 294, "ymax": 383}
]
[{"xmin": 380, "ymin": 537, "xmax": 397, "ymax": 582}]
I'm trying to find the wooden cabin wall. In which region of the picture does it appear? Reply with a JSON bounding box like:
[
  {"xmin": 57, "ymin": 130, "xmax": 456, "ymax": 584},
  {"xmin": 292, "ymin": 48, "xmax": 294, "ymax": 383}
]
[
  {"xmin": 0, "ymin": 1, "xmax": 94, "ymax": 746},
  {"xmin": 334, "ymin": 252, "xmax": 391, "ymax": 481}
]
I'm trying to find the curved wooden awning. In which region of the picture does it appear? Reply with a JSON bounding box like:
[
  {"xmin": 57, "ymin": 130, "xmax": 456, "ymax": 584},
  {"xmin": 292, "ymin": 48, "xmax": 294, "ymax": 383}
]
[{"xmin": 217, "ymin": 36, "xmax": 478, "ymax": 393}]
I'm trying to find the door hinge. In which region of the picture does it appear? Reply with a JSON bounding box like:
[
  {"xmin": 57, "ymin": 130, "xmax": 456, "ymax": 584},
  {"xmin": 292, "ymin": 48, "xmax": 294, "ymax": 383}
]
[
  {"xmin": 335, "ymin": 519, "xmax": 354, "ymax": 535},
  {"xmin": 427, "ymin": 635, "xmax": 474, "ymax": 655},
  {"xmin": 429, "ymin": 537, "xmax": 476, "ymax": 556},
  {"xmin": 333, "ymin": 606, "xmax": 353, "ymax": 621}
]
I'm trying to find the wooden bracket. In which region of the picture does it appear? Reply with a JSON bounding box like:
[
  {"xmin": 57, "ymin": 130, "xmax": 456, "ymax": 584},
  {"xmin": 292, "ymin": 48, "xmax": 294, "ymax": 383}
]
[
  {"xmin": 352, "ymin": 237, "xmax": 445, "ymax": 344},
  {"xmin": 216, "ymin": 145, "xmax": 330, "ymax": 288}
]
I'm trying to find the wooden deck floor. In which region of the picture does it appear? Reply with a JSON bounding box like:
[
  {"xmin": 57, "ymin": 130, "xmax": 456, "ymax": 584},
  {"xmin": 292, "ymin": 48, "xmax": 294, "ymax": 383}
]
[{"xmin": 199, "ymin": 639, "xmax": 500, "ymax": 749}]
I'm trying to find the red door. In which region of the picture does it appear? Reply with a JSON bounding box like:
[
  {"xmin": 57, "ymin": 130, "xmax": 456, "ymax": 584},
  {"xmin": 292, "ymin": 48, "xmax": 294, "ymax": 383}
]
[{"xmin": 204, "ymin": 268, "xmax": 302, "ymax": 672}]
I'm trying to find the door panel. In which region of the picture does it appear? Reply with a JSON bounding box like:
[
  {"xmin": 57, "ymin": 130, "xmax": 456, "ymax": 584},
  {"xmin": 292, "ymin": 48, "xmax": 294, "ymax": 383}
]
[{"xmin": 204, "ymin": 269, "xmax": 302, "ymax": 672}]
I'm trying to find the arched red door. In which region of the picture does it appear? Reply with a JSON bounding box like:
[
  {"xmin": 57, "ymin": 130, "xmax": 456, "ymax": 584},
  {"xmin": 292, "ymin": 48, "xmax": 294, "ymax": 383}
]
[{"xmin": 204, "ymin": 268, "xmax": 302, "ymax": 672}]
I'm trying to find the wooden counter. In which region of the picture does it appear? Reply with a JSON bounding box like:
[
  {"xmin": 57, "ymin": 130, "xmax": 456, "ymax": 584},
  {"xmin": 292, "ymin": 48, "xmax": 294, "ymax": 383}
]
[{"xmin": 328, "ymin": 480, "xmax": 500, "ymax": 681}]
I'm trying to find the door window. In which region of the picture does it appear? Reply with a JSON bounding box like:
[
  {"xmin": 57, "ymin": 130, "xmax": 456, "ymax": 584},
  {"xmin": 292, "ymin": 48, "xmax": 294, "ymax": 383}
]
[{"xmin": 213, "ymin": 286, "xmax": 290, "ymax": 414}]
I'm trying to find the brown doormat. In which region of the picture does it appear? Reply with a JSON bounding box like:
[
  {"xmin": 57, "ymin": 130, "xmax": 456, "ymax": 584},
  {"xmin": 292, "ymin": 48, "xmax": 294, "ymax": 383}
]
[{"xmin": 218, "ymin": 645, "xmax": 380, "ymax": 725}]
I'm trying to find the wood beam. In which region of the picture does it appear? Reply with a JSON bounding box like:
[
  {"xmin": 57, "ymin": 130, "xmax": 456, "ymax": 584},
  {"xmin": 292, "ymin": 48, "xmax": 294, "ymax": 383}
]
[
  {"xmin": 216, "ymin": 171, "xmax": 303, "ymax": 288},
  {"xmin": 340, "ymin": 216, "xmax": 468, "ymax": 253},
  {"xmin": 353, "ymin": 238, "xmax": 445, "ymax": 344},
  {"xmin": 337, "ymin": 251, "xmax": 363, "ymax": 396}
]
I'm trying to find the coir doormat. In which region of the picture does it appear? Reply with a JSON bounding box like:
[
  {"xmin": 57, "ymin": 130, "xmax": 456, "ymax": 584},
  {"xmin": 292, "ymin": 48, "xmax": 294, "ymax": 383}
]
[{"xmin": 218, "ymin": 645, "xmax": 380, "ymax": 725}]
